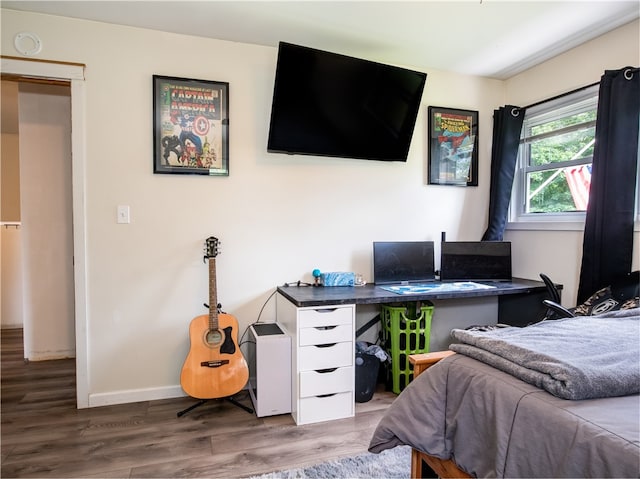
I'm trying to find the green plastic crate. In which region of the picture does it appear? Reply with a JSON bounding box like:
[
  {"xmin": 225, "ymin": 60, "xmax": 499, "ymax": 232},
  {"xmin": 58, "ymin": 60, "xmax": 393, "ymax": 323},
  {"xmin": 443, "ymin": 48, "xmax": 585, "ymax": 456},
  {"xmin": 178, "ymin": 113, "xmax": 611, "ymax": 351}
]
[{"xmin": 381, "ymin": 302, "xmax": 434, "ymax": 394}]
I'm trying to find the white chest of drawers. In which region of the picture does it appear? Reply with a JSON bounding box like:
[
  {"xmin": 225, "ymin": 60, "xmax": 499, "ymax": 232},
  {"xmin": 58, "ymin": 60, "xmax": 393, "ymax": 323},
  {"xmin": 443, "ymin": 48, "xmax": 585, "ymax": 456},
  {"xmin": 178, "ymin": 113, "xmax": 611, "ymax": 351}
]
[{"xmin": 276, "ymin": 293, "xmax": 355, "ymax": 425}]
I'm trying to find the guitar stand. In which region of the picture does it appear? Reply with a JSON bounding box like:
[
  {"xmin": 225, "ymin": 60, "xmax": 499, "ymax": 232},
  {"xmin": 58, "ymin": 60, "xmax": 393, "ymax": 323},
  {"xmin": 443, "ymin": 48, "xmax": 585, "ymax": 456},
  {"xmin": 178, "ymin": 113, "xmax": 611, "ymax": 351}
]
[{"xmin": 177, "ymin": 396, "xmax": 254, "ymax": 418}]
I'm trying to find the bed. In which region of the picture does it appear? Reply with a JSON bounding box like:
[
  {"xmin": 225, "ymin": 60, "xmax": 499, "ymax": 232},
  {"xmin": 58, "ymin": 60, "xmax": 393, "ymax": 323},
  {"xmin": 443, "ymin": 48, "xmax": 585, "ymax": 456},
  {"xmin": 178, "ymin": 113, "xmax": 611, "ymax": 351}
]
[{"xmin": 368, "ymin": 308, "xmax": 640, "ymax": 478}]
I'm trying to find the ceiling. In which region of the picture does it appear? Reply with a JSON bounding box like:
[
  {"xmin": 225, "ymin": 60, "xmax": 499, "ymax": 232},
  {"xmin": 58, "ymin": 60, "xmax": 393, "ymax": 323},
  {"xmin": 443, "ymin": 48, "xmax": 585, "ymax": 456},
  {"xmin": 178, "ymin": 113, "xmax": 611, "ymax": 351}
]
[{"xmin": 2, "ymin": 1, "xmax": 639, "ymax": 79}]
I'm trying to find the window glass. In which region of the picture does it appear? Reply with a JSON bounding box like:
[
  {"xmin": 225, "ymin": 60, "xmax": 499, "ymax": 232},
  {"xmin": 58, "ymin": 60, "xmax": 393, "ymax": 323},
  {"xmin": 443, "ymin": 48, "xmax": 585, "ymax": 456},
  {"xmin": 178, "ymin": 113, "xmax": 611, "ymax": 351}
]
[{"xmin": 511, "ymin": 85, "xmax": 599, "ymax": 223}]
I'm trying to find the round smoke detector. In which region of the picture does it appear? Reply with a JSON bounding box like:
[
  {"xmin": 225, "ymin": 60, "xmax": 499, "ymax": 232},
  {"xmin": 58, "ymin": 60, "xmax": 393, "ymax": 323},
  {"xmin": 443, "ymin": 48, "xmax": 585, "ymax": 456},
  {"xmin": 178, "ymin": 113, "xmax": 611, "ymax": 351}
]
[{"xmin": 14, "ymin": 32, "xmax": 42, "ymax": 56}]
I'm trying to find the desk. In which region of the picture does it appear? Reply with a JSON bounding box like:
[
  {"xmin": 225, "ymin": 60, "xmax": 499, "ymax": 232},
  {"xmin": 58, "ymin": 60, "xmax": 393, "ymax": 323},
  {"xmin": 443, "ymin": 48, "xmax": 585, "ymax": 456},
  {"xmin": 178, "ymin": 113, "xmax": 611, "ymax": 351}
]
[
  {"xmin": 278, "ymin": 278, "xmax": 551, "ymax": 314},
  {"xmin": 276, "ymin": 278, "xmax": 557, "ymax": 425},
  {"xmin": 278, "ymin": 278, "xmax": 556, "ymax": 328}
]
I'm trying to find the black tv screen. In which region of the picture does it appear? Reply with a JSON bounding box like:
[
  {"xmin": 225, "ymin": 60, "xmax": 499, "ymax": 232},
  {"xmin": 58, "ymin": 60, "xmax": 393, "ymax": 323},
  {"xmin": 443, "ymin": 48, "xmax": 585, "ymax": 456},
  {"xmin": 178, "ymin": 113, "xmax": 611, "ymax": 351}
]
[
  {"xmin": 267, "ymin": 42, "xmax": 427, "ymax": 162},
  {"xmin": 373, "ymin": 241, "xmax": 435, "ymax": 284}
]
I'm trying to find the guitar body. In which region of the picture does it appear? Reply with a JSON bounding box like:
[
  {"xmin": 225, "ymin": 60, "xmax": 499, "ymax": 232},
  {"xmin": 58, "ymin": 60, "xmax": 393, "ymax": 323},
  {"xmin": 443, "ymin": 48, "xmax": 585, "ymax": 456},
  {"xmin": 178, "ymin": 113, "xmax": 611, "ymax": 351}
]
[
  {"xmin": 179, "ymin": 236, "xmax": 249, "ymax": 400},
  {"xmin": 180, "ymin": 312, "xmax": 249, "ymax": 399}
]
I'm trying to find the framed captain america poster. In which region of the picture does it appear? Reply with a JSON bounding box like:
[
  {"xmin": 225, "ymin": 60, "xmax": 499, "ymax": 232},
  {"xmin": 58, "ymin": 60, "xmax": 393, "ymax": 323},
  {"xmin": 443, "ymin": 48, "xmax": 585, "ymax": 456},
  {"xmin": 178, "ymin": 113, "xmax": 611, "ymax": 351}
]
[{"xmin": 153, "ymin": 75, "xmax": 229, "ymax": 176}]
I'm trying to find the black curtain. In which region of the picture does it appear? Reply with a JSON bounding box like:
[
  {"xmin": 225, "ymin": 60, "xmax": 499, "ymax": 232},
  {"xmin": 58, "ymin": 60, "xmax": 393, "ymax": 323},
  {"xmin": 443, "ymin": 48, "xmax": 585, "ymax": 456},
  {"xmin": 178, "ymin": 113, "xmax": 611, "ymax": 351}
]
[
  {"xmin": 577, "ymin": 66, "xmax": 640, "ymax": 303},
  {"xmin": 482, "ymin": 106, "xmax": 525, "ymax": 241}
]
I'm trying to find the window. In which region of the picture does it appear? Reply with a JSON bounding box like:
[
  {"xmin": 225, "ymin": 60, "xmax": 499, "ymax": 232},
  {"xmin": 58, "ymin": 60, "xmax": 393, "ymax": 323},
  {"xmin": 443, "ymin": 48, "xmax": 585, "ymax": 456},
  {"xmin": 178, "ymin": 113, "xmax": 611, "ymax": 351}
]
[{"xmin": 509, "ymin": 84, "xmax": 599, "ymax": 227}]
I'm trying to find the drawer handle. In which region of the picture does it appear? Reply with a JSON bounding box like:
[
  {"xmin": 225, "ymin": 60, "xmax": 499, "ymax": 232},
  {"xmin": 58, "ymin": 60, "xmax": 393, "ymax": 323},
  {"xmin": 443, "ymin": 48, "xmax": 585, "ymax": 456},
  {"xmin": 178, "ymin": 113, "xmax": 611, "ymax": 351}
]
[
  {"xmin": 316, "ymin": 368, "xmax": 338, "ymax": 374},
  {"xmin": 317, "ymin": 393, "xmax": 337, "ymax": 398},
  {"xmin": 315, "ymin": 308, "xmax": 337, "ymax": 313},
  {"xmin": 315, "ymin": 325, "xmax": 337, "ymax": 331},
  {"xmin": 315, "ymin": 343, "xmax": 336, "ymax": 348}
]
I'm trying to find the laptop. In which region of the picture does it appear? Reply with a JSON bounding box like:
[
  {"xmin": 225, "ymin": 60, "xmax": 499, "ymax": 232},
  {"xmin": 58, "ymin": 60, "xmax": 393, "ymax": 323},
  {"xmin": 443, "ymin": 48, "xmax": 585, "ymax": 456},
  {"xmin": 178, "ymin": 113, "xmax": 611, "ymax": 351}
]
[
  {"xmin": 373, "ymin": 241, "xmax": 435, "ymax": 285},
  {"xmin": 440, "ymin": 241, "xmax": 512, "ymax": 281}
]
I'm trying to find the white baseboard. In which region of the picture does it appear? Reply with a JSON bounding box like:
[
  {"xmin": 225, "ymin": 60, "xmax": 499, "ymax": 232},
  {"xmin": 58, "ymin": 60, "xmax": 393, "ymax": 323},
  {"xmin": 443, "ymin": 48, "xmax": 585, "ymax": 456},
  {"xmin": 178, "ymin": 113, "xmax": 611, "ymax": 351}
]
[
  {"xmin": 28, "ymin": 349, "xmax": 75, "ymax": 361},
  {"xmin": 88, "ymin": 385, "xmax": 187, "ymax": 407},
  {"xmin": 88, "ymin": 384, "xmax": 250, "ymax": 408},
  {"xmin": 1, "ymin": 323, "xmax": 24, "ymax": 329}
]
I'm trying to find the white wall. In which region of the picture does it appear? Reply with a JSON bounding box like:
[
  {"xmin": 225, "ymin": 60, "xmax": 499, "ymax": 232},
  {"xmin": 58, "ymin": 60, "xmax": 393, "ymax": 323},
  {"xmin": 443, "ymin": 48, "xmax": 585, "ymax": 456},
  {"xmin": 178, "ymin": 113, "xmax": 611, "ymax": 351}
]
[
  {"xmin": 504, "ymin": 19, "xmax": 640, "ymax": 306},
  {"xmin": 1, "ymin": 226, "xmax": 23, "ymax": 329},
  {"xmin": 1, "ymin": 80, "xmax": 23, "ymax": 329},
  {"xmin": 18, "ymin": 82, "xmax": 75, "ymax": 360},
  {"xmin": 1, "ymin": 8, "xmax": 637, "ymax": 406}
]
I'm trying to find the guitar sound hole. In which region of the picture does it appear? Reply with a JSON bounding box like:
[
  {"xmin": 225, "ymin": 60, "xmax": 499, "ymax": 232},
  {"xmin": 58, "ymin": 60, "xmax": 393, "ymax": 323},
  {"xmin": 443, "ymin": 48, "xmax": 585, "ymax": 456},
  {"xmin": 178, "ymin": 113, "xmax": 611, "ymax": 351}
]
[{"xmin": 205, "ymin": 329, "xmax": 223, "ymax": 346}]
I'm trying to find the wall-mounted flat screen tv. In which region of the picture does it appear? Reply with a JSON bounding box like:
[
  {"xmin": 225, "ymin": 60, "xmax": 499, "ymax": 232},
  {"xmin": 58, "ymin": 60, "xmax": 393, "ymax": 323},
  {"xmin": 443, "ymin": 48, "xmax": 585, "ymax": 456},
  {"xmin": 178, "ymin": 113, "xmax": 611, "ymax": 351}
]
[
  {"xmin": 267, "ymin": 42, "xmax": 427, "ymax": 162},
  {"xmin": 373, "ymin": 241, "xmax": 435, "ymax": 284}
]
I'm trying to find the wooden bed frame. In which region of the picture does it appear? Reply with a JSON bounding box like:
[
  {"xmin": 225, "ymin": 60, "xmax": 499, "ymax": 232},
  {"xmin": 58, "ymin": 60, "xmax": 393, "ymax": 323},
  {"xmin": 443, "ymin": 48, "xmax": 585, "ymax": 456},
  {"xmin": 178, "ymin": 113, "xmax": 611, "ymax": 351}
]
[{"xmin": 408, "ymin": 351, "xmax": 471, "ymax": 479}]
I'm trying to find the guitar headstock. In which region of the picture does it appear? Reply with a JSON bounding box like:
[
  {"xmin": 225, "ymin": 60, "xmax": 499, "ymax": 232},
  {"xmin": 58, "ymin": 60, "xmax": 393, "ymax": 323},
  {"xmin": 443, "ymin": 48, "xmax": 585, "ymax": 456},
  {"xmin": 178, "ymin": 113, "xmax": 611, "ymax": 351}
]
[{"xmin": 204, "ymin": 236, "xmax": 220, "ymax": 261}]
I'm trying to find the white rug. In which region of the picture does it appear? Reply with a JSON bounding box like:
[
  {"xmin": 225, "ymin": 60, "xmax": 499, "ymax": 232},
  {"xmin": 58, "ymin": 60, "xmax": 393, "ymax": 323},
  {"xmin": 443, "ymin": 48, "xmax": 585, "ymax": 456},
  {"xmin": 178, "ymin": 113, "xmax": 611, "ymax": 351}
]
[{"xmin": 248, "ymin": 446, "xmax": 410, "ymax": 479}]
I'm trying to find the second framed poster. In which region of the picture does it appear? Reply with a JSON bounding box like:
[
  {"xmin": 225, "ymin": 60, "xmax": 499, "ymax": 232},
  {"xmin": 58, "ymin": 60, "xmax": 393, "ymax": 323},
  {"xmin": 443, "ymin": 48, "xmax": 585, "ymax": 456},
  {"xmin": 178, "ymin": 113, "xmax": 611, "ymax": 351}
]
[
  {"xmin": 428, "ymin": 106, "xmax": 478, "ymax": 186},
  {"xmin": 153, "ymin": 75, "xmax": 229, "ymax": 176}
]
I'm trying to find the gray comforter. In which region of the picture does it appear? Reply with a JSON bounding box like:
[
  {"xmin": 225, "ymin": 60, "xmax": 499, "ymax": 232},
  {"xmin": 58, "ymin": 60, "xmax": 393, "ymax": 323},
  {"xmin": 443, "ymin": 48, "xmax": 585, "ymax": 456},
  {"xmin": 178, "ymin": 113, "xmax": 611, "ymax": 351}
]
[
  {"xmin": 450, "ymin": 308, "xmax": 640, "ymax": 400},
  {"xmin": 369, "ymin": 309, "xmax": 640, "ymax": 477},
  {"xmin": 369, "ymin": 355, "xmax": 640, "ymax": 477}
]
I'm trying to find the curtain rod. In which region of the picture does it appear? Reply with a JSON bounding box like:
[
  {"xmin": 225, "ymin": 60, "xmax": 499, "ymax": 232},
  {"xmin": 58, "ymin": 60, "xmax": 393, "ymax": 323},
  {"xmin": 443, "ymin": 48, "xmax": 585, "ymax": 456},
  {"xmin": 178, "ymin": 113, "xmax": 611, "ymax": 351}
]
[{"xmin": 523, "ymin": 81, "xmax": 600, "ymax": 111}]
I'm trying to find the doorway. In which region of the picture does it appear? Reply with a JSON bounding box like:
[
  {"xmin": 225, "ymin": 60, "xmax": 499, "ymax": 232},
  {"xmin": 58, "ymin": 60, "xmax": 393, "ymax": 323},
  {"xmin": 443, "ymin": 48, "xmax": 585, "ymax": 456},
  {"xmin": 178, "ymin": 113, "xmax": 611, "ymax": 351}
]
[{"xmin": 1, "ymin": 56, "xmax": 89, "ymax": 408}]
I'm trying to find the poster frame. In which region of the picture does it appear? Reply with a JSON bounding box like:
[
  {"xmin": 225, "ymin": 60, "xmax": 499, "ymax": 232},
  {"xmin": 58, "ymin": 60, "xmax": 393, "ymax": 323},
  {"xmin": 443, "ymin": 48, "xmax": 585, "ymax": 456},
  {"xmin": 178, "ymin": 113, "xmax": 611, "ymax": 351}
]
[
  {"xmin": 153, "ymin": 75, "xmax": 229, "ymax": 176},
  {"xmin": 427, "ymin": 106, "xmax": 478, "ymax": 186}
]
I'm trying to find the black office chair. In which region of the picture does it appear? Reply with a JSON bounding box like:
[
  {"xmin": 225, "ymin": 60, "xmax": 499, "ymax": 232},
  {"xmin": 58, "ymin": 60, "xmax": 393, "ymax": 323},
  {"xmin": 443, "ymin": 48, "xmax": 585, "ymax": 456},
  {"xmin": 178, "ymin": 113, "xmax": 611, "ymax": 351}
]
[
  {"xmin": 540, "ymin": 271, "xmax": 640, "ymax": 320},
  {"xmin": 540, "ymin": 273, "xmax": 568, "ymax": 319}
]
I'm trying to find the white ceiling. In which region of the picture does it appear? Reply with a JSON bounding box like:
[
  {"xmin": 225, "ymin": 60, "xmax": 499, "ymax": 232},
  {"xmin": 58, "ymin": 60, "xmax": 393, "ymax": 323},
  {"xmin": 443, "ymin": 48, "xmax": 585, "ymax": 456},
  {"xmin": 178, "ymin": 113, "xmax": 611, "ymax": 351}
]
[{"xmin": 2, "ymin": 1, "xmax": 639, "ymax": 79}]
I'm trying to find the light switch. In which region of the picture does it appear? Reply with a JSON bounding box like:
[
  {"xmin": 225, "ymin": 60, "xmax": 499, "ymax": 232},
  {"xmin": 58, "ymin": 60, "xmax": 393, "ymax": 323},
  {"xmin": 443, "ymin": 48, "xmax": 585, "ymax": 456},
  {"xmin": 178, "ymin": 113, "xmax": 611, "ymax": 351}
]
[{"xmin": 117, "ymin": 205, "xmax": 130, "ymax": 224}]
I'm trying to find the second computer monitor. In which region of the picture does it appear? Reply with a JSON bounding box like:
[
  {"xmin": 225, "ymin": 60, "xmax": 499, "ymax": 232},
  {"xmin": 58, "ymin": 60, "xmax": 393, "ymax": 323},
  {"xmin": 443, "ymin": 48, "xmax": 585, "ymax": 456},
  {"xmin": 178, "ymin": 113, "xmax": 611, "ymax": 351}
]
[{"xmin": 440, "ymin": 241, "xmax": 512, "ymax": 281}]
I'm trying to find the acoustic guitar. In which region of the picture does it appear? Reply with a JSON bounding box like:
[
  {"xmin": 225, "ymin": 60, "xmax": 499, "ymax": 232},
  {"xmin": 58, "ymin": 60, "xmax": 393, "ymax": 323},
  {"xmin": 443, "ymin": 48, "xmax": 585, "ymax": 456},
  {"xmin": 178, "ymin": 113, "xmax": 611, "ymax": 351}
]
[{"xmin": 180, "ymin": 236, "xmax": 249, "ymax": 399}]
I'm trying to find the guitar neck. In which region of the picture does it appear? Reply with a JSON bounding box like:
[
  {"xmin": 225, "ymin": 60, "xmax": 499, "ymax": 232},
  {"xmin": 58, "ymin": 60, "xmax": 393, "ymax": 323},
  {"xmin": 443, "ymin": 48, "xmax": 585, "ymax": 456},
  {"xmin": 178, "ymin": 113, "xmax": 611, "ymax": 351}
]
[{"xmin": 209, "ymin": 257, "xmax": 218, "ymax": 331}]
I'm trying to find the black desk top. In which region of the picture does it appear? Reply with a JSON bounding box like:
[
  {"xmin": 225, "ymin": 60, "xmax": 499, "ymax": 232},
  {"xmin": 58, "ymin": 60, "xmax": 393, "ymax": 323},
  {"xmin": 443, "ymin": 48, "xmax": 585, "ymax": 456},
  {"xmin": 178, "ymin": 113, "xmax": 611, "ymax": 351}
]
[{"xmin": 277, "ymin": 278, "xmax": 551, "ymax": 308}]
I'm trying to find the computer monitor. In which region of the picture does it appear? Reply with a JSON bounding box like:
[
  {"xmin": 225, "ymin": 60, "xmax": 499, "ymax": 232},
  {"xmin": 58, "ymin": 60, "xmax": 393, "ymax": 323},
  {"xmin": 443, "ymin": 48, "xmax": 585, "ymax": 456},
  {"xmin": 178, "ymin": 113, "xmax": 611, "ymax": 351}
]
[
  {"xmin": 440, "ymin": 241, "xmax": 512, "ymax": 281},
  {"xmin": 373, "ymin": 241, "xmax": 435, "ymax": 285}
]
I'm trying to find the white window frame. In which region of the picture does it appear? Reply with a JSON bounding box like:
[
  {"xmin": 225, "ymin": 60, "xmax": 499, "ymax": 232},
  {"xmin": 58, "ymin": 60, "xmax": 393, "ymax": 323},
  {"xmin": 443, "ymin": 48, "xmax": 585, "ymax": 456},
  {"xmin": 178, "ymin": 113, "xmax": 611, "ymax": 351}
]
[{"xmin": 508, "ymin": 84, "xmax": 601, "ymax": 231}]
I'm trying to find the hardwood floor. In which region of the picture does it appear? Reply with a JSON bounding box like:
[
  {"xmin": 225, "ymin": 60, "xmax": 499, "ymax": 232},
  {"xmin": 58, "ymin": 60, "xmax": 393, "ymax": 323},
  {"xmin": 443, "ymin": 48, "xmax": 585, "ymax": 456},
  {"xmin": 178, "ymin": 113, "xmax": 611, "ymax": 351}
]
[{"xmin": 1, "ymin": 328, "xmax": 396, "ymax": 478}]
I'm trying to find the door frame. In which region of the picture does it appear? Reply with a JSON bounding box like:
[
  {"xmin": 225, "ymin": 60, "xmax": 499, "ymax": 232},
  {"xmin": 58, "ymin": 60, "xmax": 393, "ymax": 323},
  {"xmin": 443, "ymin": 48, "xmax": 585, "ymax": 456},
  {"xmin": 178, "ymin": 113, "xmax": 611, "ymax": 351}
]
[{"xmin": 1, "ymin": 56, "xmax": 89, "ymax": 408}]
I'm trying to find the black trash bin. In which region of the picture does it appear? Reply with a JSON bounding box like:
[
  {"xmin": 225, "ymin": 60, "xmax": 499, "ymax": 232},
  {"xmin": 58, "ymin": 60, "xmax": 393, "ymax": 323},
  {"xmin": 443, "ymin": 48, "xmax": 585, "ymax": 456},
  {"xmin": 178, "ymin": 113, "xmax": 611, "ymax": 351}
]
[{"xmin": 355, "ymin": 350, "xmax": 380, "ymax": 403}]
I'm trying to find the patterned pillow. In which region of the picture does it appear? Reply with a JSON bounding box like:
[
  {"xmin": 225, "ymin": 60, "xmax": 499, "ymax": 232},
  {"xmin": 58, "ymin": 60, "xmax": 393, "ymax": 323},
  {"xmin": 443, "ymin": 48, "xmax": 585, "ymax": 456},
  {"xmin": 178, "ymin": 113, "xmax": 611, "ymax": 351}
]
[{"xmin": 573, "ymin": 271, "xmax": 640, "ymax": 316}]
